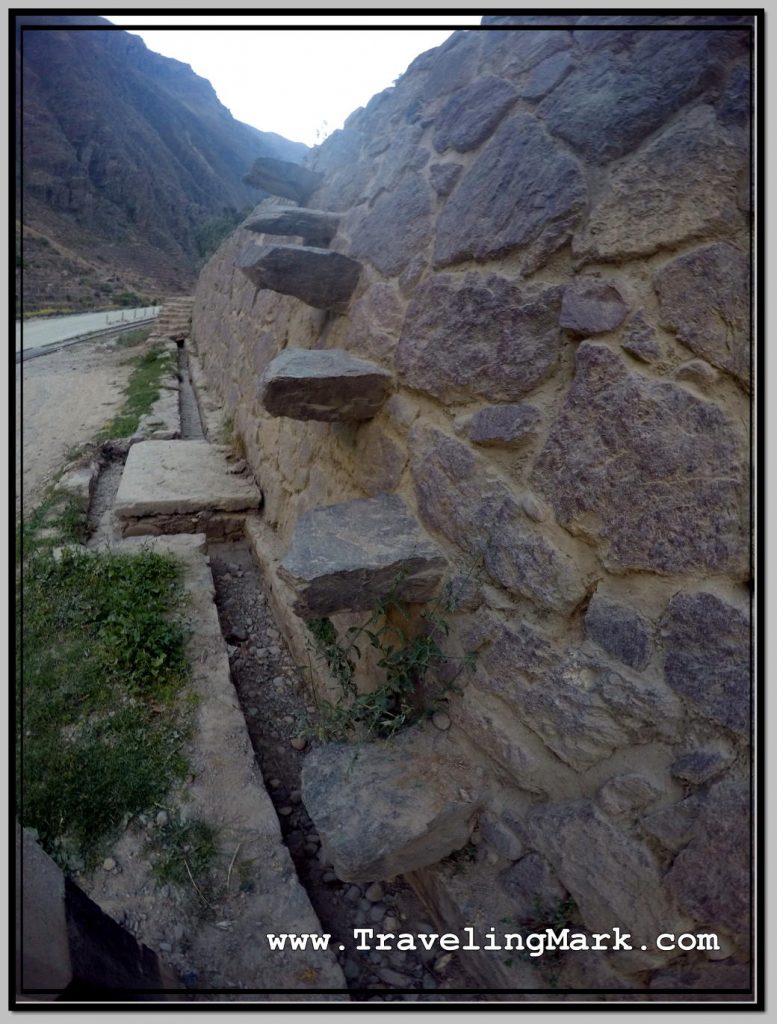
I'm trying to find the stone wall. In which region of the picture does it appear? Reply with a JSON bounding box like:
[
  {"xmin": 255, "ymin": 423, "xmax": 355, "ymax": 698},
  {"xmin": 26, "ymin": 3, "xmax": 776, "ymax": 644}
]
[{"xmin": 192, "ymin": 16, "xmax": 752, "ymax": 992}]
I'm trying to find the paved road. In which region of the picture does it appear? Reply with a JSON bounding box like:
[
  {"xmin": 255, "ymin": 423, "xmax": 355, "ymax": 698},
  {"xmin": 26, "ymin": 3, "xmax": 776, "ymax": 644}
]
[{"xmin": 15, "ymin": 307, "xmax": 160, "ymax": 353}]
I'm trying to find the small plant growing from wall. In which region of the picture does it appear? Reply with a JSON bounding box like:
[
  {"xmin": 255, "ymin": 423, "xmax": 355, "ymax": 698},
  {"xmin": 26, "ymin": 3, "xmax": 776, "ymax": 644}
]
[{"xmin": 303, "ymin": 571, "xmax": 479, "ymax": 742}]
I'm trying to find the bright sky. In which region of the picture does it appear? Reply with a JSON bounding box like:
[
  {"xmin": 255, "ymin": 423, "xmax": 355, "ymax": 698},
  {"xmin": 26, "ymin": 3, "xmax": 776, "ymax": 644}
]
[{"xmin": 105, "ymin": 15, "xmax": 484, "ymax": 147}]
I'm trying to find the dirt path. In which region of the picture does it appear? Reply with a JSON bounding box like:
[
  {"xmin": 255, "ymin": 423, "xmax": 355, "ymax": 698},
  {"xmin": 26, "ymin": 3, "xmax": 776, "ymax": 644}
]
[{"xmin": 16, "ymin": 341, "xmax": 136, "ymax": 517}]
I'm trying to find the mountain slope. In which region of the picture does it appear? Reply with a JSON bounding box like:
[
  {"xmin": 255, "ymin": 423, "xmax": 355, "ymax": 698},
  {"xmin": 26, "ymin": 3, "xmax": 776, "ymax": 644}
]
[{"xmin": 17, "ymin": 15, "xmax": 306, "ymax": 311}]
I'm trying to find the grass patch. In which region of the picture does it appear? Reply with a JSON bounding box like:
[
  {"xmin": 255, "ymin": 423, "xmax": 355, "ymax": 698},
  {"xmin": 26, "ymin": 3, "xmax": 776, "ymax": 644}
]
[
  {"xmin": 98, "ymin": 345, "xmax": 174, "ymax": 440},
  {"xmin": 18, "ymin": 489, "xmax": 87, "ymax": 560},
  {"xmin": 18, "ymin": 546, "xmax": 192, "ymax": 870},
  {"xmin": 147, "ymin": 817, "xmax": 218, "ymax": 899},
  {"xmin": 115, "ymin": 326, "xmax": 152, "ymax": 349}
]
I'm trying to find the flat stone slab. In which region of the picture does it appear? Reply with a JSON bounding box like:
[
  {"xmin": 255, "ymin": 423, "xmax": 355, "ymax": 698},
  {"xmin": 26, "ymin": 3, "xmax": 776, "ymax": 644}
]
[
  {"xmin": 237, "ymin": 243, "xmax": 361, "ymax": 310},
  {"xmin": 114, "ymin": 441, "xmax": 260, "ymax": 518},
  {"xmin": 243, "ymin": 206, "xmax": 340, "ymax": 246},
  {"xmin": 243, "ymin": 157, "xmax": 323, "ymax": 203},
  {"xmin": 302, "ymin": 728, "xmax": 484, "ymax": 881},
  {"xmin": 259, "ymin": 348, "xmax": 392, "ymax": 422},
  {"xmin": 279, "ymin": 494, "xmax": 447, "ymax": 617}
]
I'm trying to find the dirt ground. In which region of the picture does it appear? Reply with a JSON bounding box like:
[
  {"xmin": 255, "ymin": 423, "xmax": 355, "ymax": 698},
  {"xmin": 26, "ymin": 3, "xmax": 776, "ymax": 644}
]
[{"xmin": 15, "ymin": 341, "xmax": 135, "ymax": 516}]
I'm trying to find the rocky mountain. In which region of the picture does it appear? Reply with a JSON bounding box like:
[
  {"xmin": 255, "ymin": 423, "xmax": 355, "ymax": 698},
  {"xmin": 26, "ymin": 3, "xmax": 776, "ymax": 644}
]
[{"xmin": 16, "ymin": 14, "xmax": 306, "ymax": 312}]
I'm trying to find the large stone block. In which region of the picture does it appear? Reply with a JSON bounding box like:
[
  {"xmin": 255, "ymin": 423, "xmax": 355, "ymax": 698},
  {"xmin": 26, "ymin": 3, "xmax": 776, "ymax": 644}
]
[
  {"xmin": 654, "ymin": 242, "xmax": 750, "ymax": 389},
  {"xmin": 243, "ymin": 157, "xmax": 323, "ymax": 203},
  {"xmin": 242, "ymin": 206, "xmax": 340, "ymax": 247},
  {"xmin": 397, "ymin": 274, "xmax": 561, "ymax": 402},
  {"xmin": 573, "ymin": 105, "xmax": 746, "ymax": 263},
  {"xmin": 584, "ymin": 593, "xmax": 653, "ymax": 670},
  {"xmin": 526, "ymin": 800, "xmax": 687, "ymax": 966},
  {"xmin": 537, "ymin": 31, "xmax": 740, "ymax": 164},
  {"xmin": 259, "ymin": 348, "xmax": 392, "ymax": 422},
  {"xmin": 434, "ymin": 113, "xmax": 587, "ymax": 273},
  {"xmin": 348, "ymin": 170, "xmax": 432, "ymax": 276},
  {"xmin": 432, "ymin": 75, "xmax": 517, "ymax": 154},
  {"xmin": 463, "ymin": 615, "xmax": 681, "ymax": 771},
  {"xmin": 114, "ymin": 441, "xmax": 260, "ymax": 518},
  {"xmin": 237, "ymin": 243, "xmax": 361, "ymax": 311},
  {"xmin": 301, "ymin": 729, "xmax": 483, "ymax": 880},
  {"xmin": 664, "ymin": 777, "xmax": 750, "ymax": 938},
  {"xmin": 278, "ymin": 494, "xmax": 447, "ymax": 618},
  {"xmin": 411, "ymin": 426, "xmax": 585, "ymax": 612},
  {"xmin": 531, "ymin": 342, "xmax": 747, "ymax": 575},
  {"xmin": 559, "ymin": 278, "xmax": 629, "ymax": 335},
  {"xmin": 662, "ymin": 591, "xmax": 750, "ymax": 734},
  {"xmin": 457, "ymin": 404, "xmax": 541, "ymax": 447}
]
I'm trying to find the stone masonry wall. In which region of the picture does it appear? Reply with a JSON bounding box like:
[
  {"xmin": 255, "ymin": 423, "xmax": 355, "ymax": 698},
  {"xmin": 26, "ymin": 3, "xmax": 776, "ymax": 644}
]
[{"xmin": 192, "ymin": 16, "xmax": 752, "ymax": 991}]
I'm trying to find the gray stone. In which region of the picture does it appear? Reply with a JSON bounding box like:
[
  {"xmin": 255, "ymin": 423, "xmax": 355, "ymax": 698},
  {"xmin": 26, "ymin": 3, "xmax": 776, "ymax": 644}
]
[
  {"xmin": 662, "ymin": 592, "xmax": 750, "ymax": 734},
  {"xmin": 242, "ymin": 206, "xmax": 340, "ymax": 247},
  {"xmin": 377, "ymin": 967, "xmax": 413, "ymax": 986},
  {"xmin": 237, "ymin": 243, "xmax": 361, "ymax": 311},
  {"xmin": 411, "ymin": 426, "xmax": 584, "ymax": 613},
  {"xmin": 640, "ymin": 796, "xmax": 703, "ymax": 852},
  {"xmin": 342, "ymin": 282, "xmax": 405, "ymax": 365},
  {"xmin": 649, "ymin": 960, "xmax": 751, "ymax": 992},
  {"xmin": 441, "ymin": 573, "xmax": 482, "ymax": 613},
  {"xmin": 559, "ymin": 278, "xmax": 629, "ymax": 335},
  {"xmin": 434, "ymin": 114, "xmax": 587, "ymax": 273},
  {"xmin": 482, "ymin": 27, "xmax": 572, "ymax": 79},
  {"xmin": 670, "ymin": 747, "xmax": 734, "ymax": 786},
  {"xmin": 348, "ymin": 170, "xmax": 432, "ymax": 277},
  {"xmin": 518, "ymin": 51, "xmax": 575, "ymax": 101},
  {"xmin": 574, "ymin": 106, "xmax": 746, "ymax": 263},
  {"xmin": 259, "ymin": 348, "xmax": 392, "ymax": 422},
  {"xmin": 458, "ymin": 404, "xmax": 541, "ymax": 447},
  {"xmin": 584, "ymin": 593, "xmax": 653, "ymax": 670},
  {"xmin": 654, "ymin": 243, "xmax": 750, "ymax": 389},
  {"xmin": 538, "ymin": 31, "xmax": 741, "ymax": 164},
  {"xmin": 421, "ymin": 30, "xmax": 483, "ymax": 101},
  {"xmin": 432, "ymin": 76, "xmax": 517, "ymax": 154},
  {"xmin": 243, "ymin": 157, "xmax": 323, "ymax": 204},
  {"xmin": 531, "ymin": 343, "xmax": 747, "ymax": 575},
  {"xmin": 622, "ymin": 311, "xmax": 661, "ymax": 363},
  {"xmin": 429, "ymin": 162, "xmax": 462, "ymax": 197},
  {"xmin": 397, "ymin": 275, "xmax": 562, "ymax": 403},
  {"xmin": 431, "ymin": 711, "xmax": 450, "ymax": 731},
  {"xmin": 463, "ymin": 615, "xmax": 681, "ymax": 772},
  {"xmin": 717, "ymin": 64, "xmax": 752, "ymax": 129},
  {"xmin": 114, "ymin": 441, "xmax": 260, "ymax": 518},
  {"xmin": 526, "ymin": 800, "xmax": 685, "ymax": 964},
  {"xmin": 674, "ymin": 359, "xmax": 719, "ymax": 390},
  {"xmin": 279, "ymin": 494, "xmax": 447, "ymax": 618},
  {"xmin": 499, "ymin": 853, "xmax": 567, "ymax": 922},
  {"xmin": 478, "ymin": 811, "xmax": 525, "ymax": 862},
  {"xmin": 58, "ymin": 461, "xmax": 99, "ymax": 512},
  {"xmin": 665, "ymin": 778, "xmax": 750, "ymax": 938},
  {"xmin": 365, "ymin": 882, "xmax": 384, "ymax": 903},
  {"xmin": 301, "ymin": 729, "xmax": 483, "ymax": 880},
  {"xmin": 596, "ymin": 774, "xmax": 661, "ymax": 818}
]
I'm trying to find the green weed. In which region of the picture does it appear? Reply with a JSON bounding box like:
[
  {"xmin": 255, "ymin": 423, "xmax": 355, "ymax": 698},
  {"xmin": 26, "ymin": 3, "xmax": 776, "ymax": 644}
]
[
  {"xmin": 98, "ymin": 345, "xmax": 174, "ymax": 439},
  {"xmin": 147, "ymin": 817, "xmax": 218, "ymax": 898},
  {"xmin": 304, "ymin": 573, "xmax": 477, "ymax": 742}
]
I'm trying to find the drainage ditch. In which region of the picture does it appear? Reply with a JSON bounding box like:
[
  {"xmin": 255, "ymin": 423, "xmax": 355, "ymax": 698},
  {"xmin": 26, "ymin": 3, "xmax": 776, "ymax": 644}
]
[{"xmin": 82, "ymin": 339, "xmax": 476, "ymax": 998}]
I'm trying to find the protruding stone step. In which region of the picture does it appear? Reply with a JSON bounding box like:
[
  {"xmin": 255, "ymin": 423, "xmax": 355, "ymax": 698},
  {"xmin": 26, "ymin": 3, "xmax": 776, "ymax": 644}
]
[
  {"xmin": 259, "ymin": 348, "xmax": 392, "ymax": 422},
  {"xmin": 114, "ymin": 440, "xmax": 260, "ymax": 539},
  {"xmin": 243, "ymin": 206, "xmax": 340, "ymax": 247},
  {"xmin": 237, "ymin": 243, "xmax": 361, "ymax": 311},
  {"xmin": 301, "ymin": 727, "xmax": 484, "ymax": 881},
  {"xmin": 278, "ymin": 494, "xmax": 446, "ymax": 617},
  {"xmin": 243, "ymin": 157, "xmax": 323, "ymax": 204}
]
